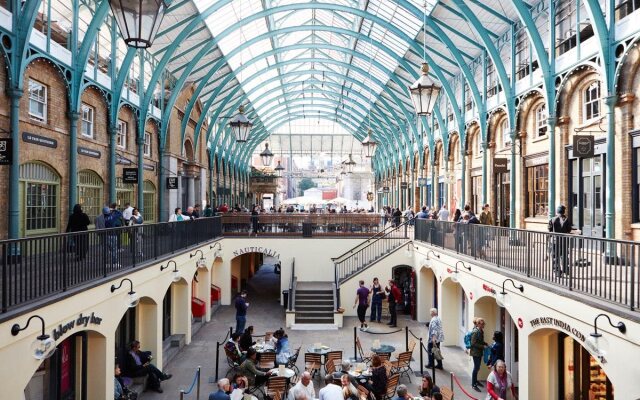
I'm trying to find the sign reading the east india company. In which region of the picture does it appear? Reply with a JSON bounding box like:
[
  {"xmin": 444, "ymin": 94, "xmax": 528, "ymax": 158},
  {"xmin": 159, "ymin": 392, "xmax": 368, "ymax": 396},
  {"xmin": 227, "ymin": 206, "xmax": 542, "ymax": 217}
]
[
  {"xmin": 529, "ymin": 317, "xmax": 586, "ymax": 342},
  {"xmin": 233, "ymin": 247, "xmax": 280, "ymax": 260}
]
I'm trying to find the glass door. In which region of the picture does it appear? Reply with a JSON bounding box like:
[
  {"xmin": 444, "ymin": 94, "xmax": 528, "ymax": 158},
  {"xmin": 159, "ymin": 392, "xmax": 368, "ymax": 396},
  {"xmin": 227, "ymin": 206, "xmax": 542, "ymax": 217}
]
[
  {"xmin": 495, "ymin": 173, "xmax": 510, "ymax": 227},
  {"xmin": 570, "ymin": 156, "xmax": 604, "ymax": 237}
]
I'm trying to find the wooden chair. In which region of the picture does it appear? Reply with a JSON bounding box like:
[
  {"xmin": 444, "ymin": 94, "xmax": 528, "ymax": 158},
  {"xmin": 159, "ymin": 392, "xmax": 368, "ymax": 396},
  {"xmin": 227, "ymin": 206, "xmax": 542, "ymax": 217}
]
[
  {"xmin": 375, "ymin": 352, "xmax": 391, "ymax": 362},
  {"xmin": 286, "ymin": 346, "xmax": 301, "ymax": 375},
  {"xmin": 304, "ymin": 353, "xmax": 322, "ymax": 379},
  {"xmin": 325, "ymin": 356, "xmax": 337, "ymax": 375},
  {"xmin": 382, "ymin": 360, "xmax": 393, "ymax": 377},
  {"xmin": 350, "ymin": 337, "xmax": 372, "ymax": 364},
  {"xmin": 390, "ymin": 351, "xmax": 413, "ymax": 381},
  {"xmin": 407, "ymin": 340, "xmax": 417, "ymax": 353},
  {"xmin": 382, "ymin": 374, "xmax": 400, "ymax": 400},
  {"xmin": 265, "ymin": 376, "xmax": 288, "ymax": 400},
  {"xmin": 440, "ymin": 386, "xmax": 454, "ymax": 400},
  {"xmin": 357, "ymin": 384, "xmax": 370, "ymax": 400},
  {"xmin": 224, "ymin": 347, "xmax": 241, "ymax": 375},
  {"xmin": 259, "ymin": 352, "xmax": 276, "ymax": 370},
  {"xmin": 325, "ymin": 350, "xmax": 343, "ymax": 373}
]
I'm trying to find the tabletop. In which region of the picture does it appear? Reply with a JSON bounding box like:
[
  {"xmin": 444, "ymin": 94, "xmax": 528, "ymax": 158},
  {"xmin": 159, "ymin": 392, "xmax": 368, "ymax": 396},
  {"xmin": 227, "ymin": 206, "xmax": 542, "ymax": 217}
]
[
  {"xmin": 269, "ymin": 368, "xmax": 296, "ymax": 378},
  {"xmin": 370, "ymin": 345, "xmax": 395, "ymax": 353},
  {"xmin": 252, "ymin": 344, "xmax": 275, "ymax": 353},
  {"xmin": 306, "ymin": 346, "xmax": 331, "ymax": 355},
  {"xmin": 348, "ymin": 369, "xmax": 372, "ymax": 379}
]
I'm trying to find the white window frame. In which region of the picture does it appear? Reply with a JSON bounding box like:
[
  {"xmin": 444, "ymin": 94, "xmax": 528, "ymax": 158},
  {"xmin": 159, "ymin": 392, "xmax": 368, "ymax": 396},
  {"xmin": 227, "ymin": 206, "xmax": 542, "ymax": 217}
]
[
  {"xmin": 81, "ymin": 103, "xmax": 94, "ymax": 138},
  {"xmin": 28, "ymin": 79, "xmax": 47, "ymax": 122},
  {"xmin": 144, "ymin": 132, "xmax": 151, "ymax": 157},
  {"xmin": 536, "ymin": 104, "xmax": 548, "ymax": 137},
  {"xmin": 583, "ymin": 81, "xmax": 601, "ymax": 123},
  {"xmin": 502, "ymin": 119, "xmax": 511, "ymax": 146},
  {"xmin": 117, "ymin": 119, "xmax": 127, "ymax": 149}
]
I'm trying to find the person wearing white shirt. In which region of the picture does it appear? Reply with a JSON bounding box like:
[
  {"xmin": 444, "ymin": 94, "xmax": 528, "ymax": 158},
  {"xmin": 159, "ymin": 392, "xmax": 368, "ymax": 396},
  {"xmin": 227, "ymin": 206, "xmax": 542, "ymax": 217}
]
[
  {"xmin": 319, "ymin": 375, "xmax": 343, "ymax": 400},
  {"xmin": 288, "ymin": 372, "xmax": 315, "ymax": 400},
  {"xmin": 438, "ymin": 205, "xmax": 450, "ymax": 221},
  {"xmin": 122, "ymin": 203, "xmax": 134, "ymax": 225}
]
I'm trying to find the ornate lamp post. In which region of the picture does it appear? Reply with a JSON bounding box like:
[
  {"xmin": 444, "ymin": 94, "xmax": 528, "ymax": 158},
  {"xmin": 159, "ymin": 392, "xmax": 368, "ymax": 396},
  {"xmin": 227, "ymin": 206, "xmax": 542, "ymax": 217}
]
[
  {"xmin": 260, "ymin": 143, "xmax": 274, "ymax": 167},
  {"xmin": 229, "ymin": 106, "xmax": 253, "ymax": 142},
  {"xmin": 109, "ymin": 0, "xmax": 169, "ymax": 48},
  {"xmin": 361, "ymin": 129, "xmax": 378, "ymax": 158},
  {"xmin": 409, "ymin": 62, "xmax": 442, "ymax": 116}
]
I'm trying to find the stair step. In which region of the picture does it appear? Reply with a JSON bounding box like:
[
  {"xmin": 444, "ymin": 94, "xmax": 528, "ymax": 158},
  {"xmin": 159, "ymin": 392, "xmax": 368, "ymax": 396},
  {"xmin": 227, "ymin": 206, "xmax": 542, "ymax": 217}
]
[
  {"xmin": 296, "ymin": 299, "xmax": 333, "ymax": 304},
  {"xmin": 295, "ymin": 316, "xmax": 335, "ymax": 323}
]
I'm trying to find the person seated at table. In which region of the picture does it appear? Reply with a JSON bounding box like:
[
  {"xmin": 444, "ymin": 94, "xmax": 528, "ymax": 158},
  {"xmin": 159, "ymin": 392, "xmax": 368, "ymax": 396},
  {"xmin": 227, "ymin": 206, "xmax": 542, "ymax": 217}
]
[
  {"xmin": 319, "ymin": 375, "xmax": 343, "ymax": 400},
  {"xmin": 274, "ymin": 328, "xmax": 291, "ymax": 365},
  {"xmin": 332, "ymin": 360, "xmax": 358, "ymax": 387},
  {"xmin": 240, "ymin": 326, "xmax": 256, "ymax": 352},
  {"xmin": 265, "ymin": 332, "xmax": 278, "ymax": 349},
  {"xmin": 232, "ymin": 374, "xmax": 249, "ymax": 391},
  {"xmin": 209, "ymin": 378, "xmax": 231, "ymax": 400},
  {"xmin": 340, "ymin": 374, "xmax": 358, "ymax": 400},
  {"xmin": 393, "ymin": 385, "xmax": 414, "ymax": 400},
  {"xmin": 368, "ymin": 355, "xmax": 387, "ymax": 400},
  {"xmin": 225, "ymin": 332, "xmax": 245, "ymax": 362},
  {"xmin": 240, "ymin": 348, "xmax": 272, "ymax": 387},
  {"xmin": 291, "ymin": 386, "xmax": 311, "ymax": 400},
  {"xmin": 123, "ymin": 340, "xmax": 172, "ymax": 394},
  {"xmin": 418, "ymin": 372, "xmax": 440, "ymax": 399},
  {"xmin": 288, "ymin": 371, "xmax": 315, "ymax": 400}
]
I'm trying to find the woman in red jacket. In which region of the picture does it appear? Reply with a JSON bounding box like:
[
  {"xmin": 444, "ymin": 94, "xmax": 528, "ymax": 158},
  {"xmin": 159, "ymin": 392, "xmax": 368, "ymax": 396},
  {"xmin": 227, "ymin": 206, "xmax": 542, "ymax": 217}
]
[{"xmin": 485, "ymin": 360, "xmax": 517, "ymax": 400}]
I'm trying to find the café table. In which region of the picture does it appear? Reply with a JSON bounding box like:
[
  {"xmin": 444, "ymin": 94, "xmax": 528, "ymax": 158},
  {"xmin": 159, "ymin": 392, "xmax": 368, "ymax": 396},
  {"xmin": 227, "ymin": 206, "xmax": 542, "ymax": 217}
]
[
  {"xmin": 370, "ymin": 345, "xmax": 395, "ymax": 354},
  {"xmin": 269, "ymin": 367, "xmax": 296, "ymax": 379}
]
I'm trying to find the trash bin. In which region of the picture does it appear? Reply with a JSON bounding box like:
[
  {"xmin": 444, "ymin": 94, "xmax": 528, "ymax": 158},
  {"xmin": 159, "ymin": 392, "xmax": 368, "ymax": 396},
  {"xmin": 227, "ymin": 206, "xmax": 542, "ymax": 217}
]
[
  {"xmin": 282, "ymin": 290, "xmax": 289, "ymax": 309},
  {"xmin": 302, "ymin": 222, "xmax": 313, "ymax": 237}
]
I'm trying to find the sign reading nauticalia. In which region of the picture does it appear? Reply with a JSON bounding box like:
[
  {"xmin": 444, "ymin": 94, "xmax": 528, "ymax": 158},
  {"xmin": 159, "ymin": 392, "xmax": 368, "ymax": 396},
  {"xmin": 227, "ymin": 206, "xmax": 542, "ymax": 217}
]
[{"xmin": 233, "ymin": 247, "xmax": 280, "ymax": 259}]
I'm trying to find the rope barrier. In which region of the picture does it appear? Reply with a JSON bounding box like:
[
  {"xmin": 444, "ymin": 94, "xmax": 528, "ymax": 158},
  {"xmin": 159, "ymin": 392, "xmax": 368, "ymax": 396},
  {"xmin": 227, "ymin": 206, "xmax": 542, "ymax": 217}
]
[
  {"xmin": 180, "ymin": 366, "xmax": 202, "ymax": 399},
  {"xmin": 407, "ymin": 328, "xmax": 421, "ymax": 340},
  {"xmin": 451, "ymin": 372, "xmax": 479, "ymax": 400},
  {"xmin": 215, "ymin": 327, "xmax": 233, "ymax": 381},
  {"xmin": 359, "ymin": 329, "xmax": 403, "ymax": 335}
]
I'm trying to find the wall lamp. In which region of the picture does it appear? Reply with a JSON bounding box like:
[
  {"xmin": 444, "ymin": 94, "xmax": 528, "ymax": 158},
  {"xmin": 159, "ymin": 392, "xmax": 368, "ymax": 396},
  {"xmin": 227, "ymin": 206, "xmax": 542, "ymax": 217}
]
[
  {"xmin": 422, "ymin": 250, "xmax": 440, "ymax": 267},
  {"xmin": 450, "ymin": 261, "xmax": 470, "ymax": 283},
  {"xmin": 495, "ymin": 279, "xmax": 524, "ymax": 308},
  {"xmin": 190, "ymin": 249, "xmax": 207, "ymax": 268},
  {"xmin": 404, "ymin": 243, "xmax": 415, "ymax": 258},
  {"xmin": 210, "ymin": 242, "xmax": 224, "ymax": 259},
  {"xmin": 111, "ymin": 278, "xmax": 139, "ymax": 308},
  {"xmin": 586, "ymin": 313, "xmax": 627, "ymax": 361},
  {"xmin": 11, "ymin": 315, "xmax": 56, "ymax": 360},
  {"xmin": 160, "ymin": 260, "xmax": 181, "ymax": 282}
]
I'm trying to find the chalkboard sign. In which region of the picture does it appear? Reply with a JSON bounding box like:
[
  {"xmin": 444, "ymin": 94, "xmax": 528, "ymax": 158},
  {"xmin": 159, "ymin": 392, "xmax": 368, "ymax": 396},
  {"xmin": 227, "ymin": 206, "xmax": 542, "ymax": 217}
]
[
  {"xmin": 123, "ymin": 168, "xmax": 138, "ymax": 183},
  {"xmin": 0, "ymin": 138, "xmax": 12, "ymax": 165}
]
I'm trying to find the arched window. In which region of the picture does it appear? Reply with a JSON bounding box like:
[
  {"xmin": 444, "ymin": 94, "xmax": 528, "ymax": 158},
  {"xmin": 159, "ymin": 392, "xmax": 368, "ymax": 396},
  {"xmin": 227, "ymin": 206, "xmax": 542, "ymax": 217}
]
[
  {"xmin": 116, "ymin": 177, "xmax": 134, "ymax": 208},
  {"xmin": 502, "ymin": 119, "xmax": 511, "ymax": 147},
  {"xmin": 583, "ymin": 81, "xmax": 601, "ymax": 122},
  {"xmin": 20, "ymin": 162, "xmax": 60, "ymax": 234},
  {"xmin": 78, "ymin": 170, "xmax": 104, "ymax": 222},
  {"xmin": 536, "ymin": 104, "xmax": 548, "ymax": 137},
  {"xmin": 143, "ymin": 180, "xmax": 157, "ymax": 222}
]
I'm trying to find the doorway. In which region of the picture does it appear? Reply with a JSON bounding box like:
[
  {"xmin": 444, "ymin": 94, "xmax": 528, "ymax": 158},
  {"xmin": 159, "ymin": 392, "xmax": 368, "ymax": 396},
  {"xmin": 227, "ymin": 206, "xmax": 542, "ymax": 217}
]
[
  {"xmin": 495, "ymin": 172, "xmax": 510, "ymax": 227},
  {"xmin": 569, "ymin": 156, "xmax": 604, "ymax": 237}
]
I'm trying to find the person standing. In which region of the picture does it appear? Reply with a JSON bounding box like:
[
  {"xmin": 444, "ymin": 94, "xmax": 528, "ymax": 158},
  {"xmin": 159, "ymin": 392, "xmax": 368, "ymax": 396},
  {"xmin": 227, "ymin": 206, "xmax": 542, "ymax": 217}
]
[
  {"xmin": 548, "ymin": 205, "xmax": 573, "ymax": 276},
  {"xmin": 486, "ymin": 331, "xmax": 504, "ymax": 369},
  {"xmin": 416, "ymin": 206, "xmax": 429, "ymax": 219},
  {"xmin": 169, "ymin": 207, "xmax": 185, "ymax": 222},
  {"xmin": 392, "ymin": 207, "xmax": 402, "ymax": 227},
  {"xmin": 251, "ymin": 206, "xmax": 259, "ymax": 236},
  {"xmin": 122, "ymin": 202, "xmax": 134, "ymax": 225},
  {"xmin": 385, "ymin": 280, "xmax": 402, "ymax": 327},
  {"xmin": 353, "ymin": 280, "xmax": 370, "ymax": 331},
  {"xmin": 204, "ymin": 204, "xmax": 214, "ymax": 217},
  {"xmin": 192, "ymin": 204, "xmax": 201, "ymax": 219},
  {"xmin": 234, "ymin": 290, "xmax": 249, "ymax": 334},
  {"xmin": 470, "ymin": 318, "xmax": 488, "ymax": 392},
  {"xmin": 479, "ymin": 204, "xmax": 494, "ymax": 226},
  {"xmin": 437, "ymin": 205, "xmax": 449, "ymax": 221},
  {"xmin": 485, "ymin": 360, "xmax": 518, "ymax": 400},
  {"xmin": 370, "ymin": 277, "xmax": 384, "ymax": 323},
  {"xmin": 66, "ymin": 204, "xmax": 91, "ymax": 260},
  {"xmin": 425, "ymin": 308, "xmax": 444, "ymax": 370},
  {"xmin": 130, "ymin": 208, "xmax": 144, "ymax": 257}
]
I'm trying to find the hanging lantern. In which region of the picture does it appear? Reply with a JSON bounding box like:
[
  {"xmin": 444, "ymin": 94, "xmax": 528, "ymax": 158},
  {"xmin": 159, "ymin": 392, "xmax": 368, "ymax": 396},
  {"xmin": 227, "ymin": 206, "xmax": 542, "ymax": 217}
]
[
  {"xmin": 109, "ymin": 0, "xmax": 169, "ymax": 49},
  {"xmin": 274, "ymin": 160, "xmax": 285, "ymax": 176},
  {"xmin": 344, "ymin": 154, "xmax": 356, "ymax": 174},
  {"xmin": 409, "ymin": 63, "xmax": 442, "ymax": 116},
  {"xmin": 260, "ymin": 143, "xmax": 274, "ymax": 166},
  {"xmin": 229, "ymin": 105, "xmax": 253, "ymax": 142},
  {"xmin": 361, "ymin": 129, "xmax": 378, "ymax": 158}
]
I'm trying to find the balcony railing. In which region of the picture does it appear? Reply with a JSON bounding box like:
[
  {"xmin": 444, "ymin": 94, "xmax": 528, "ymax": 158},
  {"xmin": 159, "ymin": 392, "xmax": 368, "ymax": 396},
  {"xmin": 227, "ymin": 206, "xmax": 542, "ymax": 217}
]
[
  {"xmin": 415, "ymin": 219, "xmax": 640, "ymax": 312},
  {"xmin": 0, "ymin": 217, "xmax": 222, "ymax": 318}
]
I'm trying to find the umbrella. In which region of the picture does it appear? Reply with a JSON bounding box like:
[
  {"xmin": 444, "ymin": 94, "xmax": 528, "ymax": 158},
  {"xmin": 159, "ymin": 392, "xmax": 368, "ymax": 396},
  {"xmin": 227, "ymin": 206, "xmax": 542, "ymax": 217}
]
[{"xmin": 327, "ymin": 197, "xmax": 349, "ymax": 205}]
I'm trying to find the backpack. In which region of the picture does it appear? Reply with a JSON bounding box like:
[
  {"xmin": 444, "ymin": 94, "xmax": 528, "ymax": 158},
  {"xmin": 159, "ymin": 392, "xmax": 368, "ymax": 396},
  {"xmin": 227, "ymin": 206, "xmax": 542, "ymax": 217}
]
[
  {"xmin": 105, "ymin": 210, "xmax": 123, "ymax": 228},
  {"xmin": 464, "ymin": 330, "xmax": 474, "ymax": 349}
]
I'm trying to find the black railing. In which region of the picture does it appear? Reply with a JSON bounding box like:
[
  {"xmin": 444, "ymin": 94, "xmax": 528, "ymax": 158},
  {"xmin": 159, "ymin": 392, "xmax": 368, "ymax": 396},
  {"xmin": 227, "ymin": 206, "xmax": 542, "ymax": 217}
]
[
  {"xmin": 334, "ymin": 218, "xmax": 412, "ymax": 286},
  {"xmin": 288, "ymin": 258, "xmax": 295, "ymax": 311},
  {"xmin": 331, "ymin": 216, "xmax": 411, "ymax": 262},
  {"xmin": 0, "ymin": 217, "xmax": 222, "ymax": 316},
  {"xmin": 414, "ymin": 219, "xmax": 640, "ymax": 312}
]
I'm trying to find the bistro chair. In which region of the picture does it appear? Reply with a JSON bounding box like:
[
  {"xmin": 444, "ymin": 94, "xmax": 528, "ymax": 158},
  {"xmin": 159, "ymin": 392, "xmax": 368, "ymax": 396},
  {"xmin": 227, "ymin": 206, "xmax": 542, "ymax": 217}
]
[
  {"xmin": 439, "ymin": 386, "xmax": 454, "ymax": 400},
  {"xmin": 350, "ymin": 337, "xmax": 372, "ymax": 364},
  {"xmin": 382, "ymin": 374, "xmax": 400, "ymax": 400},
  {"xmin": 304, "ymin": 353, "xmax": 322, "ymax": 379},
  {"xmin": 325, "ymin": 350, "xmax": 343, "ymax": 373},
  {"xmin": 325, "ymin": 356, "xmax": 337, "ymax": 375},
  {"xmin": 375, "ymin": 352, "xmax": 391, "ymax": 362},
  {"xmin": 259, "ymin": 352, "xmax": 277, "ymax": 370},
  {"xmin": 265, "ymin": 376, "xmax": 288, "ymax": 400},
  {"xmin": 224, "ymin": 347, "xmax": 241, "ymax": 376},
  {"xmin": 407, "ymin": 340, "xmax": 416, "ymax": 353},
  {"xmin": 286, "ymin": 346, "xmax": 301, "ymax": 375},
  {"xmin": 382, "ymin": 360, "xmax": 393, "ymax": 377},
  {"xmin": 389, "ymin": 351, "xmax": 413, "ymax": 381},
  {"xmin": 357, "ymin": 384, "xmax": 370, "ymax": 400}
]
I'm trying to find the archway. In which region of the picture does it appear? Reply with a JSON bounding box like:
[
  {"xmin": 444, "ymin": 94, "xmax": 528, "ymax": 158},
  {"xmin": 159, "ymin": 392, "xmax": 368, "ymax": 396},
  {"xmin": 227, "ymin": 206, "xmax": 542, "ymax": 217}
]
[
  {"xmin": 391, "ymin": 265, "xmax": 416, "ymax": 320},
  {"xmin": 440, "ymin": 277, "xmax": 465, "ymax": 347},
  {"xmin": 417, "ymin": 265, "xmax": 437, "ymax": 322},
  {"xmin": 473, "ymin": 295, "xmax": 500, "ymax": 382},
  {"xmin": 529, "ymin": 328, "xmax": 614, "ymax": 400}
]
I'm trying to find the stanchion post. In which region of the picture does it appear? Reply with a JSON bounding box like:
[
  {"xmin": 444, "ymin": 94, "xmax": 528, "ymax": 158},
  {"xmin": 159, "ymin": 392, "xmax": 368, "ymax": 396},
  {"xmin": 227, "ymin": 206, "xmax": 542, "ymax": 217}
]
[
  {"xmin": 353, "ymin": 326, "xmax": 357, "ymax": 361},
  {"xmin": 450, "ymin": 372, "xmax": 453, "ymax": 393},
  {"xmin": 405, "ymin": 327, "xmax": 409, "ymax": 351},
  {"xmin": 432, "ymin": 356, "xmax": 436, "ymax": 386},
  {"xmin": 197, "ymin": 366, "xmax": 201, "ymax": 400},
  {"xmin": 180, "ymin": 390, "xmax": 185, "ymax": 400},
  {"xmin": 215, "ymin": 341, "xmax": 220, "ymax": 381},
  {"xmin": 419, "ymin": 338, "xmax": 423, "ymax": 376}
]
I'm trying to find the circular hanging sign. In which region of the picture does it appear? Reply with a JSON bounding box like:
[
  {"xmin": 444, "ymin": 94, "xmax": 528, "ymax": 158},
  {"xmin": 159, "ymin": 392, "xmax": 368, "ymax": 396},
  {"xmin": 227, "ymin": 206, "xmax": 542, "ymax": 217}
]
[{"xmin": 517, "ymin": 318, "xmax": 524, "ymax": 329}]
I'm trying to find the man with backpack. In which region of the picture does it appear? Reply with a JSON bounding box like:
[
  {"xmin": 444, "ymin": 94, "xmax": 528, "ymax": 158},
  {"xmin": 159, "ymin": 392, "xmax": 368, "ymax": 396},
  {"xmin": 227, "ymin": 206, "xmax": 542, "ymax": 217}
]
[
  {"xmin": 104, "ymin": 204, "xmax": 124, "ymax": 268},
  {"xmin": 548, "ymin": 205, "xmax": 573, "ymax": 276}
]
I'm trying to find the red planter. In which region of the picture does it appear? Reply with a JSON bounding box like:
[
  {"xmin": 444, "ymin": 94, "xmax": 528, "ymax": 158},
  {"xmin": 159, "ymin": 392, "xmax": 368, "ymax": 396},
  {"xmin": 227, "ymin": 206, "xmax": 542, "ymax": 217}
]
[{"xmin": 192, "ymin": 297, "xmax": 206, "ymax": 317}]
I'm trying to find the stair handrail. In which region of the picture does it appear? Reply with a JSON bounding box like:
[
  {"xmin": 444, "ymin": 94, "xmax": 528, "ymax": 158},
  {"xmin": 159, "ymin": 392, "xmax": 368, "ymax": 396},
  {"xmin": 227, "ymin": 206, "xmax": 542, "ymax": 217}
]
[
  {"xmin": 288, "ymin": 258, "xmax": 295, "ymax": 311},
  {"xmin": 334, "ymin": 218, "xmax": 413, "ymax": 285},
  {"xmin": 331, "ymin": 217, "xmax": 412, "ymax": 263}
]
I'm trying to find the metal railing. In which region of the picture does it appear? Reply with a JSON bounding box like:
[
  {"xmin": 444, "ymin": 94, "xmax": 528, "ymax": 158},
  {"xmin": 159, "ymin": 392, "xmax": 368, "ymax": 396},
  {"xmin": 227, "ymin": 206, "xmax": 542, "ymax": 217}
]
[
  {"xmin": 221, "ymin": 213, "xmax": 386, "ymax": 237},
  {"xmin": 334, "ymin": 218, "xmax": 412, "ymax": 286},
  {"xmin": 414, "ymin": 219, "xmax": 640, "ymax": 312},
  {"xmin": 288, "ymin": 258, "xmax": 296, "ymax": 311},
  {"xmin": 0, "ymin": 217, "xmax": 222, "ymax": 317},
  {"xmin": 331, "ymin": 216, "xmax": 411, "ymax": 263}
]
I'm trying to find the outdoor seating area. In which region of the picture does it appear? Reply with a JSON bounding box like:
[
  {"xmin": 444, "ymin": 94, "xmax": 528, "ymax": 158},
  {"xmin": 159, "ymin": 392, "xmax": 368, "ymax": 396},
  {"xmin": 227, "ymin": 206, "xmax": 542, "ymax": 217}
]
[{"xmin": 221, "ymin": 214, "xmax": 384, "ymax": 236}]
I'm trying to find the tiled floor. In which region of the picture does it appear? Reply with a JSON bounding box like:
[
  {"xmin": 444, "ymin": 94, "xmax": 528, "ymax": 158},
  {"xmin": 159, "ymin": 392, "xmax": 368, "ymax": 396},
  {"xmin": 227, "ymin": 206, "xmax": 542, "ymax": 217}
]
[{"xmin": 141, "ymin": 262, "xmax": 481, "ymax": 399}]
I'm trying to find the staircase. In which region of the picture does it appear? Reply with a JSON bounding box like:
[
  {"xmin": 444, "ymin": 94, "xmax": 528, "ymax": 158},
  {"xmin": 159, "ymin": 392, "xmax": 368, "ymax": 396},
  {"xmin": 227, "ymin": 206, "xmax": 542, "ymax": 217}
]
[{"xmin": 293, "ymin": 282, "xmax": 335, "ymax": 326}]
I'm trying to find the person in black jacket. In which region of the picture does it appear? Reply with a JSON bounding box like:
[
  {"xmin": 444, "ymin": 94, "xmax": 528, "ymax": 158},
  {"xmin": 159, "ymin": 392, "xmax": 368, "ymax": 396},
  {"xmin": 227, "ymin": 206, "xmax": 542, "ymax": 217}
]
[
  {"xmin": 123, "ymin": 340, "xmax": 171, "ymax": 393},
  {"xmin": 548, "ymin": 205, "xmax": 573, "ymax": 276},
  {"xmin": 239, "ymin": 326, "xmax": 255, "ymax": 352},
  {"xmin": 66, "ymin": 204, "xmax": 91, "ymax": 260}
]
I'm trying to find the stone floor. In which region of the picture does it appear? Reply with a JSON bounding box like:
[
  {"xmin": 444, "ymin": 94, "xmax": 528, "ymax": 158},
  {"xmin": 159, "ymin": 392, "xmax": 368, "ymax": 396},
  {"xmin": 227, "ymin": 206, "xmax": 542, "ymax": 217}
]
[{"xmin": 141, "ymin": 262, "xmax": 483, "ymax": 400}]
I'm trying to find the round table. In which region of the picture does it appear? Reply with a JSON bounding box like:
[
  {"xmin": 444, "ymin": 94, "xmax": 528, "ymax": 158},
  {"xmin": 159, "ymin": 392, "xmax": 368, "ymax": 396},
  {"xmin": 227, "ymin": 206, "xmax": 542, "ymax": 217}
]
[
  {"xmin": 348, "ymin": 369, "xmax": 372, "ymax": 379},
  {"xmin": 370, "ymin": 345, "xmax": 395, "ymax": 353},
  {"xmin": 306, "ymin": 347, "xmax": 331, "ymax": 355},
  {"xmin": 252, "ymin": 344, "xmax": 276, "ymax": 353},
  {"xmin": 269, "ymin": 368, "xmax": 296, "ymax": 378}
]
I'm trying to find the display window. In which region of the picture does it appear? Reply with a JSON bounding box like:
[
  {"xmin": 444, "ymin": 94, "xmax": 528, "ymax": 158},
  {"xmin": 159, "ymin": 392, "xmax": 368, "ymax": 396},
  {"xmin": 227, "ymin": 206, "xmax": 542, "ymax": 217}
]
[{"xmin": 558, "ymin": 333, "xmax": 613, "ymax": 399}]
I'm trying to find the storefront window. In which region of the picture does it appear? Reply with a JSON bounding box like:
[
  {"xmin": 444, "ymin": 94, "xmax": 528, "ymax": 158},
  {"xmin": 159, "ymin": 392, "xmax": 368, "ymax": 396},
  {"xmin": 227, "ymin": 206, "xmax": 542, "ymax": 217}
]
[
  {"xmin": 78, "ymin": 170, "xmax": 103, "ymax": 223},
  {"xmin": 559, "ymin": 333, "xmax": 613, "ymax": 400},
  {"xmin": 526, "ymin": 164, "xmax": 549, "ymax": 217},
  {"xmin": 116, "ymin": 177, "xmax": 134, "ymax": 208},
  {"xmin": 143, "ymin": 180, "xmax": 156, "ymax": 222},
  {"xmin": 21, "ymin": 162, "xmax": 60, "ymax": 234},
  {"xmin": 471, "ymin": 176, "xmax": 482, "ymax": 214}
]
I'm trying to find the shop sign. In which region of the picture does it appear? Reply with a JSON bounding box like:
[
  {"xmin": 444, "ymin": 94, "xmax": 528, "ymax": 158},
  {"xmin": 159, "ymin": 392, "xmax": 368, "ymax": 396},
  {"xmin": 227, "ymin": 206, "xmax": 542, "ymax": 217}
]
[
  {"xmin": 529, "ymin": 317, "xmax": 586, "ymax": 342},
  {"xmin": 517, "ymin": 318, "xmax": 524, "ymax": 329},
  {"xmin": 143, "ymin": 163, "xmax": 155, "ymax": 171},
  {"xmin": 166, "ymin": 177, "xmax": 178, "ymax": 189},
  {"xmin": 482, "ymin": 284, "xmax": 496, "ymax": 294},
  {"xmin": 52, "ymin": 312, "xmax": 103, "ymax": 340},
  {"xmin": 77, "ymin": 146, "xmax": 101, "ymax": 159},
  {"xmin": 22, "ymin": 132, "xmax": 57, "ymax": 148},
  {"xmin": 493, "ymin": 158, "xmax": 508, "ymax": 173},
  {"xmin": 573, "ymin": 135, "xmax": 594, "ymax": 158},
  {"xmin": 232, "ymin": 246, "xmax": 280, "ymax": 259},
  {"xmin": 400, "ymin": 182, "xmax": 408, "ymax": 189},
  {"xmin": 0, "ymin": 138, "xmax": 12, "ymax": 165},
  {"xmin": 123, "ymin": 168, "xmax": 138, "ymax": 184},
  {"xmin": 417, "ymin": 178, "xmax": 428, "ymax": 187},
  {"xmin": 382, "ymin": 187, "xmax": 390, "ymax": 193}
]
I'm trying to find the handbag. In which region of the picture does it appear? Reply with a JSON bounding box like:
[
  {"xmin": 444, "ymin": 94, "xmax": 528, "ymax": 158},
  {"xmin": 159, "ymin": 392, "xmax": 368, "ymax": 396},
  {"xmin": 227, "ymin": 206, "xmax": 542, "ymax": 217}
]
[{"xmin": 431, "ymin": 346, "xmax": 444, "ymax": 361}]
